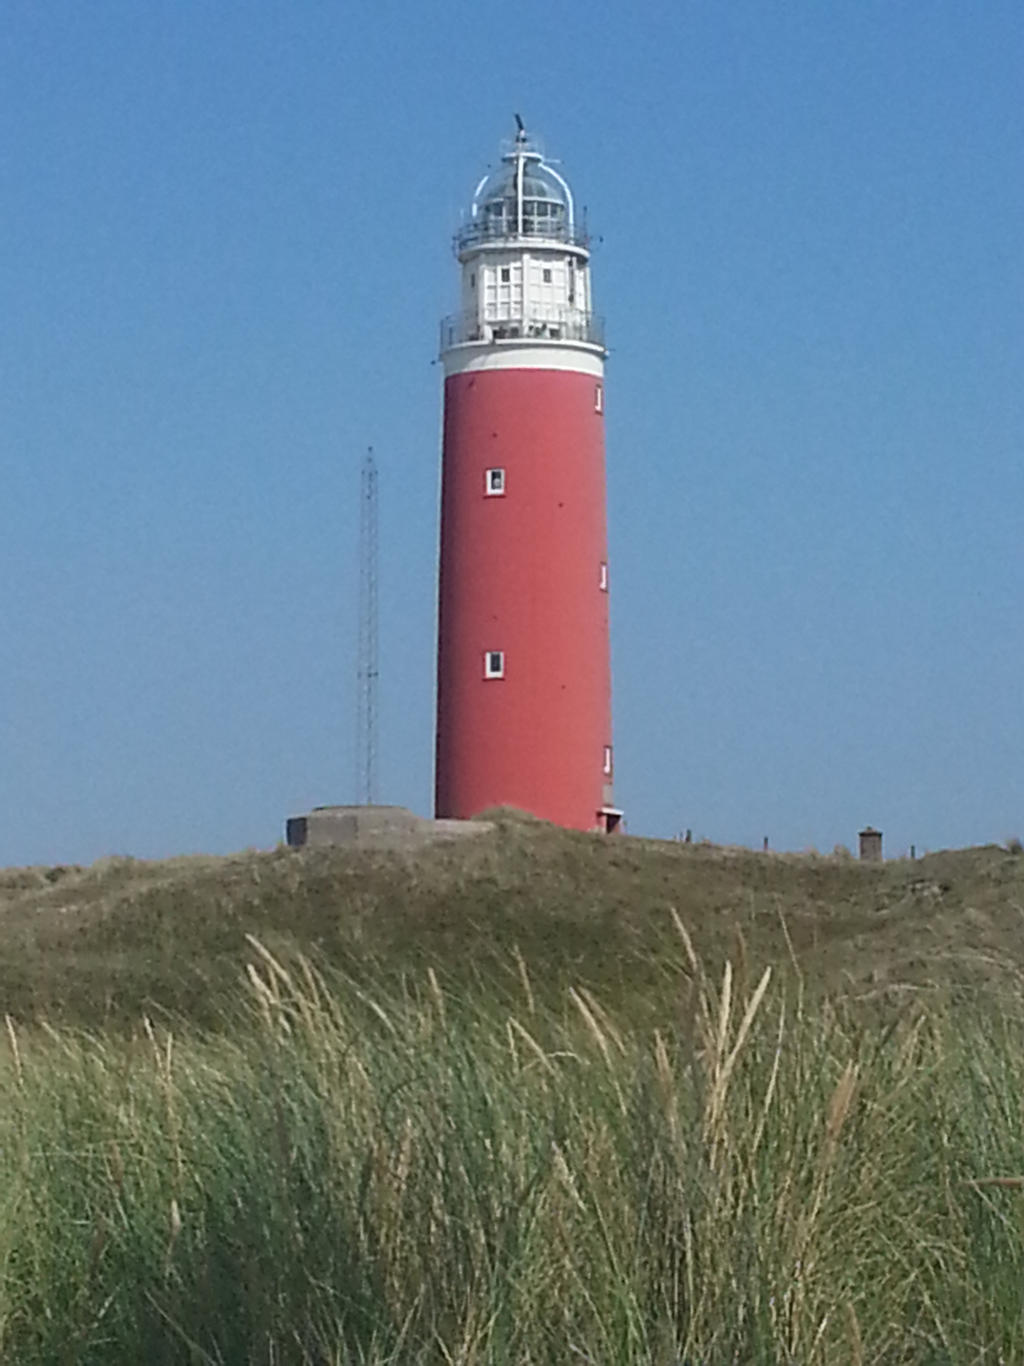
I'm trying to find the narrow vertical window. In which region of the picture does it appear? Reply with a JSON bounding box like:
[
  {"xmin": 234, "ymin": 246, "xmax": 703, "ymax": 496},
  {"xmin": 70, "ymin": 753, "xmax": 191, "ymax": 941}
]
[
  {"xmin": 484, "ymin": 651, "xmax": 505, "ymax": 679},
  {"xmin": 485, "ymin": 468, "xmax": 505, "ymax": 496},
  {"xmin": 603, "ymin": 745, "xmax": 613, "ymax": 775},
  {"xmin": 542, "ymin": 267, "xmax": 552, "ymax": 283},
  {"xmin": 500, "ymin": 267, "xmax": 511, "ymax": 283},
  {"xmin": 595, "ymin": 384, "xmax": 604, "ymax": 414},
  {"xmin": 599, "ymin": 562, "xmax": 608, "ymax": 591},
  {"xmin": 469, "ymin": 272, "xmax": 476, "ymax": 288}
]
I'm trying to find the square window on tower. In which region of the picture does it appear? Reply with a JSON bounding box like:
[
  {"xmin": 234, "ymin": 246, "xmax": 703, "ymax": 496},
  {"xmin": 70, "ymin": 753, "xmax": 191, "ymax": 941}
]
[
  {"xmin": 485, "ymin": 468, "xmax": 506, "ymax": 496},
  {"xmin": 484, "ymin": 650, "xmax": 505, "ymax": 679}
]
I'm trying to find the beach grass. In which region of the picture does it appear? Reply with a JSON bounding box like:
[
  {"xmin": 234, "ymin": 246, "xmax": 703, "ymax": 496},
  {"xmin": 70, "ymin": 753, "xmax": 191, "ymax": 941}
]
[{"xmin": 0, "ymin": 912, "xmax": 1023, "ymax": 1363}]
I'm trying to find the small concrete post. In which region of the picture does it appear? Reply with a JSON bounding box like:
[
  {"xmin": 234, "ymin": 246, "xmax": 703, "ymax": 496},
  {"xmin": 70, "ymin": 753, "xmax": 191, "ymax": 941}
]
[{"xmin": 858, "ymin": 827, "xmax": 883, "ymax": 862}]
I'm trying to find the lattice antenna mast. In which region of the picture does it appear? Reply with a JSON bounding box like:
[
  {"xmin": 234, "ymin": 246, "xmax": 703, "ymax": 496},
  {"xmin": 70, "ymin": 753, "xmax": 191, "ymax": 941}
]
[{"xmin": 355, "ymin": 448, "xmax": 379, "ymax": 805}]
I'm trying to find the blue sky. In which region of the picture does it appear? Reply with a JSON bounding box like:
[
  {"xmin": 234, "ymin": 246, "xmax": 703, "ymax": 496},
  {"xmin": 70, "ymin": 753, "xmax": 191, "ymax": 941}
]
[{"xmin": 3, "ymin": 1, "xmax": 1022, "ymax": 865}]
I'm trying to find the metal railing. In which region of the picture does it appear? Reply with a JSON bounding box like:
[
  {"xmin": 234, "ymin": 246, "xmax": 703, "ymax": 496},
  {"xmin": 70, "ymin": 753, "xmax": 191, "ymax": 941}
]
[
  {"xmin": 454, "ymin": 218, "xmax": 590, "ymax": 253},
  {"xmin": 440, "ymin": 310, "xmax": 606, "ymax": 352}
]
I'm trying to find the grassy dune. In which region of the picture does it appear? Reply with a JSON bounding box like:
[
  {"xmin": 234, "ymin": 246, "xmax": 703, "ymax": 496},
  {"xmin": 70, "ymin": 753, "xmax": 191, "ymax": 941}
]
[
  {"xmin": 3, "ymin": 814, "xmax": 1024, "ymax": 1028},
  {"xmin": 1, "ymin": 818, "xmax": 1024, "ymax": 1361}
]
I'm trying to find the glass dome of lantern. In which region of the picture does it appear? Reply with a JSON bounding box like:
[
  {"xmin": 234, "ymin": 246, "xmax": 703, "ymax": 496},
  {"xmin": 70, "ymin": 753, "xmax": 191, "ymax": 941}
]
[{"xmin": 455, "ymin": 120, "xmax": 587, "ymax": 253}]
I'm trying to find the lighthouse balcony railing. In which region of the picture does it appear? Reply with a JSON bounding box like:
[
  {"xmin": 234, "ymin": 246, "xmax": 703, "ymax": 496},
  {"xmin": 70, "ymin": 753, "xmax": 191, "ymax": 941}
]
[
  {"xmin": 454, "ymin": 219, "xmax": 589, "ymax": 253},
  {"xmin": 440, "ymin": 310, "xmax": 605, "ymax": 351}
]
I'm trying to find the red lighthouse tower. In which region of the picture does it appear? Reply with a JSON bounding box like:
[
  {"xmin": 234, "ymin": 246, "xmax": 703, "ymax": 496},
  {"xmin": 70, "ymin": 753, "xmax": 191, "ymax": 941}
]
[{"xmin": 435, "ymin": 121, "xmax": 620, "ymax": 832}]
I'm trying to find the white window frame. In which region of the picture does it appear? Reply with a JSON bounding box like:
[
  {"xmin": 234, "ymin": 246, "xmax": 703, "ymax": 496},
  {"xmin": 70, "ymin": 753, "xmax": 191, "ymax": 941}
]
[
  {"xmin": 599, "ymin": 562, "xmax": 608, "ymax": 591},
  {"xmin": 603, "ymin": 745, "xmax": 613, "ymax": 775},
  {"xmin": 484, "ymin": 650, "xmax": 505, "ymax": 680},
  {"xmin": 485, "ymin": 467, "xmax": 506, "ymax": 496},
  {"xmin": 595, "ymin": 383, "xmax": 604, "ymax": 414}
]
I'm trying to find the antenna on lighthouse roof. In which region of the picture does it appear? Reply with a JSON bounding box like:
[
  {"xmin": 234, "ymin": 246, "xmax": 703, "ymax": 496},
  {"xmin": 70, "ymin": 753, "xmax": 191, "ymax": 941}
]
[{"xmin": 514, "ymin": 113, "xmax": 526, "ymax": 140}]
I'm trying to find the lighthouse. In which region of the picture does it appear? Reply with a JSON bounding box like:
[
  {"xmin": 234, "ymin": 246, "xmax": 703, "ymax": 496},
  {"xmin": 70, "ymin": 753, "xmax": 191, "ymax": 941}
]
[{"xmin": 435, "ymin": 120, "xmax": 620, "ymax": 832}]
